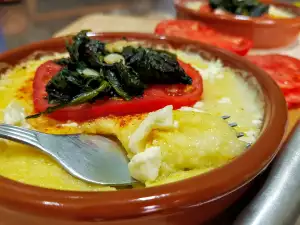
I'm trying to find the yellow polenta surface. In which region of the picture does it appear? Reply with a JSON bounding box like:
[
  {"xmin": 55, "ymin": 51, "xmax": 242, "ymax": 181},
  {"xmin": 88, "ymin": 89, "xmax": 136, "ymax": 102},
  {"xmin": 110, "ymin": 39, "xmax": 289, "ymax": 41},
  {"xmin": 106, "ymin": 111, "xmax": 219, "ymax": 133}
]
[
  {"xmin": 0, "ymin": 49, "xmax": 264, "ymax": 191},
  {"xmin": 0, "ymin": 55, "xmax": 115, "ymax": 191}
]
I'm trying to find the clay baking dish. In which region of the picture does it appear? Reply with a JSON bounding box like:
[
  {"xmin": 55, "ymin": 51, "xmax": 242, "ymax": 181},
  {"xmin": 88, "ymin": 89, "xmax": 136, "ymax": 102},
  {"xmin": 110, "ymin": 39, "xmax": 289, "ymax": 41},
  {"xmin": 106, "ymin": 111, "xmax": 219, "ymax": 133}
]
[
  {"xmin": 174, "ymin": 0, "xmax": 300, "ymax": 48},
  {"xmin": 0, "ymin": 33, "xmax": 287, "ymax": 225}
]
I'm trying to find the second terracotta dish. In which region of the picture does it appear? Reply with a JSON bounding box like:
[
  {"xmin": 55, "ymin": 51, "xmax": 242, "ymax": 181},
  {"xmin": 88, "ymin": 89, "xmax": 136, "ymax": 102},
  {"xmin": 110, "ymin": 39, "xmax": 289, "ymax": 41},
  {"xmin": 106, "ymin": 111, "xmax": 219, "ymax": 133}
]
[{"xmin": 175, "ymin": 0, "xmax": 300, "ymax": 48}]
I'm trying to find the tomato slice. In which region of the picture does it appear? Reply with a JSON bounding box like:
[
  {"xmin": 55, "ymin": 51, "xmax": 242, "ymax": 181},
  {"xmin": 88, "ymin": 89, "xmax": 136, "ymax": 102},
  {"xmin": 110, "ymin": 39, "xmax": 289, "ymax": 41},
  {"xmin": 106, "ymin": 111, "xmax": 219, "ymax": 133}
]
[
  {"xmin": 154, "ymin": 20, "xmax": 253, "ymax": 56},
  {"xmin": 33, "ymin": 60, "xmax": 203, "ymax": 122},
  {"xmin": 247, "ymin": 54, "xmax": 300, "ymax": 109},
  {"xmin": 247, "ymin": 54, "xmax": 300, "ymax": 90}
]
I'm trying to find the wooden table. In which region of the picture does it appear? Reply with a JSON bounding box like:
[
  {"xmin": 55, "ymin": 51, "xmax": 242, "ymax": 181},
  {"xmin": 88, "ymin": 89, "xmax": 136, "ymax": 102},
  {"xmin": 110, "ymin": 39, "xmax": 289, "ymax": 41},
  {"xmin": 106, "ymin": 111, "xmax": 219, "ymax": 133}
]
[{"xmin": 53, "ymin": 14, "xmax": 300, "ymax": 224}]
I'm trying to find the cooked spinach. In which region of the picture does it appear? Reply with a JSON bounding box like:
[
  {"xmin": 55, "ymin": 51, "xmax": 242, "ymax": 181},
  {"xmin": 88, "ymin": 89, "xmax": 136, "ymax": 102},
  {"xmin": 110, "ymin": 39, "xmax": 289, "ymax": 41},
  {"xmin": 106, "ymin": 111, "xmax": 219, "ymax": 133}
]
[
  {"xmin": 122, "ymin": 46, "xmax": 192, "ymax": 85},
  {"xmin": 209, "ymin": 0, "xmax": 270, "ymax": 17},
  {"xmin": 27, "ymin": 30, "xmax": 192, "ymax": 118}
]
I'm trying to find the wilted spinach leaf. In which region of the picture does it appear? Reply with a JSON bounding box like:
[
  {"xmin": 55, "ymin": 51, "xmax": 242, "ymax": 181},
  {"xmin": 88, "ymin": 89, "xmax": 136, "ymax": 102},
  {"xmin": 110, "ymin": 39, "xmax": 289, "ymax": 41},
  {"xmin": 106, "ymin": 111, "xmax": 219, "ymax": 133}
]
[{"xmin": 122, "ymin": 46, "xmax": 192, "ymax": 85}]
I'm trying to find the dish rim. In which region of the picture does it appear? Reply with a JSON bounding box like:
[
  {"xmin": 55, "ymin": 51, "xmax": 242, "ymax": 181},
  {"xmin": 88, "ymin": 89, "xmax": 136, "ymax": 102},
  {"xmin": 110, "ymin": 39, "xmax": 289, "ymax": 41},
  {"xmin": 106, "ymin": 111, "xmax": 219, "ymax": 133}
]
[{"xmin": 0, "ymin": 32, "xmax": 287, "ymax": 220}]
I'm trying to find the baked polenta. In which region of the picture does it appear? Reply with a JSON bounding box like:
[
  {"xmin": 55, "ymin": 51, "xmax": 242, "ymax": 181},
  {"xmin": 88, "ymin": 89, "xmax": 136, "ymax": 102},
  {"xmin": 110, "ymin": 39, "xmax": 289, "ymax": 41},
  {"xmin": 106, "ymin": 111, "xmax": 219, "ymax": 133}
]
[{"xmin": 0, "ymin": 32, "xmax": 264, "ymax": 191}]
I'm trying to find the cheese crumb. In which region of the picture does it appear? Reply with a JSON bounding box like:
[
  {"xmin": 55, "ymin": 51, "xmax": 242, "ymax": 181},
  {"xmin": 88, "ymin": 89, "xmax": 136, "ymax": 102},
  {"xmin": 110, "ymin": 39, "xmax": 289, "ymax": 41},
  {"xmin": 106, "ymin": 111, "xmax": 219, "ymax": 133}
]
[
  {"xmin": 179, "ymin": 106, "xmax": 204, "ymax": 112},
  {"xmin": 218, "ymin": 97, "xmax": 231, "ymax": 104},
  {"xmin": 252, "ymin": 119, "xmax": 262, "ymax": 126},
  {"xmin": 128, "ymin": 146, "xmax": 161, "ymax": 183},
  {"xmin": 60, "ymin": 122, "xmax": 79, "ymax": 127},
  {"xmin": 193, "ymin": 101, "xmax": 204, "ymax": 109},
  {"xmin": 269, "ymin": 5, "xmax": 295, "ymax": 18},
  {"xmin": 200, "ymin": 60, "xmax": 224, "ymax": 82},
  {"xmin": 2, "ymin": 101, "xmax": 30, "ymax": 128},
  {"xmin": 240, "ymin": 130, "xmax": 257, "ymax": 143},
  {"xmin": 185, "ymin": 1, "xmax": 203, "ymax": 10},
  {"xmin": 129, "ymin": 105, "xmax": 174, "ymax": 154},
  {"xmin": 173, "ymin": 120, "xmax": 179, "ymax": 128},
  {"xmin": 215, "ymin": 9, "xmax": 226, "ymax": 14}
]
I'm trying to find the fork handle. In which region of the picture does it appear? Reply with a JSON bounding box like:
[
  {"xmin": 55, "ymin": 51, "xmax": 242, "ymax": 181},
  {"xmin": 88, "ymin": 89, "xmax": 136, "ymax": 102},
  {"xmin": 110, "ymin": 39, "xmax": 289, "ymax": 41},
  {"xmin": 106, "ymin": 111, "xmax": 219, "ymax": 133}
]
[
  {"xmin": 0, "ymin": 124, "xmax": 41, "ymax": 148},
  {"xmin": 234, "ymin": 121, "xmax": 300, "ymax": 225}
]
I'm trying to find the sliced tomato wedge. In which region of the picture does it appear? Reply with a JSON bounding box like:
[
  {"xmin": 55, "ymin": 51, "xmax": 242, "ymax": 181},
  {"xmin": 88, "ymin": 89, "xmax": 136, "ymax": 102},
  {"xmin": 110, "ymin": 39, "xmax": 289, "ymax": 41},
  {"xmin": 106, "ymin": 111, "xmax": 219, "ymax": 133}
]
[
  {"xmin": 33, "ymin": 60, "xmax": 203, "ymax": 122},
  {"xmin": 247, "ymin": 54, "xmax": 300, "ymax": 109},
  {"xmin": 285, "ymin": 90, "xmax": 300, "ymax": 109},
  {"xmin": 154, "ymin": 20, "xmax": 253, "ymax": 56}
]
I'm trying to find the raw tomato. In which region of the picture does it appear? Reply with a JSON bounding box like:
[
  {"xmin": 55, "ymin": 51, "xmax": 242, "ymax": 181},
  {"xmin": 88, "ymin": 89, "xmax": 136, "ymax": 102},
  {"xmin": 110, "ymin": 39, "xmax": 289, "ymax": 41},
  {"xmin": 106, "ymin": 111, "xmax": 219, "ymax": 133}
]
[
  {"xmin": 33, "ymin": 60, "xmax": 203, "ymax": 122},
  {"xmin": 247, "ymin": 54, "xmax": 300, "ymax": 109},
  {"xmin": 154, "ymin": 19, "xmax": 253, "ymax": 56}
]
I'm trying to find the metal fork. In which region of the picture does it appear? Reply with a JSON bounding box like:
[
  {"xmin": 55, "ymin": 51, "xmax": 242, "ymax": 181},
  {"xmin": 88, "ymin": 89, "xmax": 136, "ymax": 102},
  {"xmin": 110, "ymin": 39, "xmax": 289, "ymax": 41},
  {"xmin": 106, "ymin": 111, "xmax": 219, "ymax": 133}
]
[{"xmin": 0, "ymin": 124, "xmax": 133, "ymax": 186}]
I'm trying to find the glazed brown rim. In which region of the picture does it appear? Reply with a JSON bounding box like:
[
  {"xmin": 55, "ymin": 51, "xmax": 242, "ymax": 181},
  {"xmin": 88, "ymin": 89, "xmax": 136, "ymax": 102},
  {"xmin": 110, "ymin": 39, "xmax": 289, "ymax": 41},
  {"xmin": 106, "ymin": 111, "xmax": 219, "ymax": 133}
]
[
  {"xmin": 175, "ymin": 0, "xmax": 300, "ymax": 27},
  {"xmin": 0, "ymin": 32, "xmax": 287, "ymax": 220}
]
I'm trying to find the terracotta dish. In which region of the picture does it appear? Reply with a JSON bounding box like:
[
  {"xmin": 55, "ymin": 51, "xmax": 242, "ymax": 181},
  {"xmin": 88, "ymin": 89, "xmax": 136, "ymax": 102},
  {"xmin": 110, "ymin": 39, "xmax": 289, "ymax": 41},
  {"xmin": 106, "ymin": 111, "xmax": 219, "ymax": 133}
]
[
  {"xmin": 0, "ymin": 33, "xmax": 287, "ymax": 225},
  {"xmin": 174, "ymin": 0, "xmax": 300, "ymax": 48}
]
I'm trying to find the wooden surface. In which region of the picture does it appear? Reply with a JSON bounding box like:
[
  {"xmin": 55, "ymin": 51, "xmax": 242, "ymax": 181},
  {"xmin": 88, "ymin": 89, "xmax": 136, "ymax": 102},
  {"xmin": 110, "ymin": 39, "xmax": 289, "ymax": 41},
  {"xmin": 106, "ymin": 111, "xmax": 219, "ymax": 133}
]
[
  {"xmin": 53, "ymin": 14, "xmax": 300, "ymax": 224},
  {"xmin": 53, "ymin": 14, "xmax": 168, "ymax": 37}
]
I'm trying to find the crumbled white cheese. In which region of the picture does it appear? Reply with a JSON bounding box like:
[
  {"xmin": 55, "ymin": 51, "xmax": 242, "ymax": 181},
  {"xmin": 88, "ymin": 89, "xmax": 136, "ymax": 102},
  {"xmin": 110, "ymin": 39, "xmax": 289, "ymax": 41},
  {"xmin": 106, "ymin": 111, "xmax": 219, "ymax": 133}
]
[
  {"xmin": 218, "ymin": 97, "xmax": 231, "ymax": 104},
  {"xmin": 269, "ymin": 5, "xmax": 295, "ymax": 18},
  {"xmin": 215, "ymin": 9, "xmax": 227, "ymax": 14},
  {"xmin": 128, "ymin": 146, "xmax": 161, "ymax": 183},
  {"xmin": 179, "ymin": 106, "xmax": 204, "ymax": 113},
  {"xmin": 252, "ymin": 119, "xmax": 262, "ymax": 126},
  {"xmin": 240, "ymin": 130, "xmax": 257, "ymax": 143},
  {"xmin": 215, "ymin": 74, "xmax": 224, "ymax": 79},
  {"xmin": 193, "ymin": 101, "xmax": 204, "ymax": 109},
  {"xmin": 2, "ymin": 101, "xmax": 30, "ymax": 128},
  {"xmin": 185, "ymin": 1, "xmax": 203, "ymax": 10},
  {"xmin": 60, "ymin": 122, "xmax": 79, "ymax": 127},
  {"xmin": 173, "ymin": 120, "xmax": 179, "ymax": 128},
  {"xmin": 129, "ymin": 105, "xmax": 174, "ymax": 154},
  {"xmin": 199, "ymin": 60, "xmax": 224, "ymax": 82}
]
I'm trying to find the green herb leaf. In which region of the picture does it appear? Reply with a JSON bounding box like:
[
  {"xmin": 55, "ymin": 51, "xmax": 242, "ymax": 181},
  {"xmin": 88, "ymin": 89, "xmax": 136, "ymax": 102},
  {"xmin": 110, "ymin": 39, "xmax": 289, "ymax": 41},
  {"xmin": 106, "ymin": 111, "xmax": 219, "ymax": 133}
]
[
  {"xmin": 104, "ymin": 69, "xmax": 131, "ymax": 101},
  {"xmin": 122, "ymin": 46, "xmax": 192, "ymax": 85}
]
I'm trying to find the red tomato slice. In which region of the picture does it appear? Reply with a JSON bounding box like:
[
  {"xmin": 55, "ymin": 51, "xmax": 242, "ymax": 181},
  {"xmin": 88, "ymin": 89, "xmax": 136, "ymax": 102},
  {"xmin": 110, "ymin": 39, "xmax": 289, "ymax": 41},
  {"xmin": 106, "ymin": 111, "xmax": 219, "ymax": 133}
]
[
  {"xmin": 154, "ymin": 20, "xmax": 253, "ymax": 56},
  {"xmin": 33, "ymin": 60, "xmax": 203, "ymax": 122},
  {"xmin": 247, "ymin": 54, "xmax": 300, "ymax": 90},
  {"xmin": 247, "ymin": 54, "xmax": 300, "ymax": 109}
]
